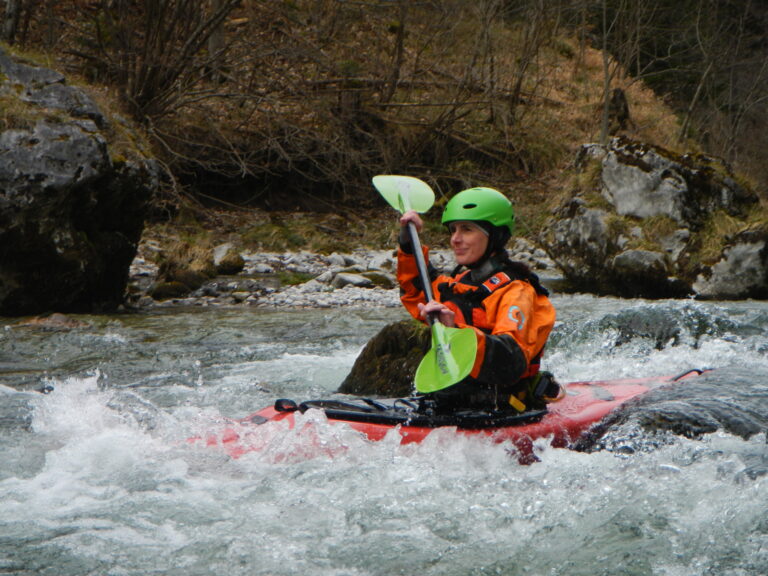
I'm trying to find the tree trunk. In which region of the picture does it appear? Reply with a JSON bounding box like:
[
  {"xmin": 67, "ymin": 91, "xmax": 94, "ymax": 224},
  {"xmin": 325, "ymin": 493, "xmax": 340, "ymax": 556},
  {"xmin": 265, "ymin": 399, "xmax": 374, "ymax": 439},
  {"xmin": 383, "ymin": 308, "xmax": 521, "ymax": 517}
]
[
  {"xmin": 207, "ymin": 0, "xmax": 225, "ymax": 84},
  {"xmin": 2, "ymin": 0, "xmax": 22, "ymax": 44},
  {"xmin": 381, "ymin": 2, "xmax": 406, "ymax": 104}
]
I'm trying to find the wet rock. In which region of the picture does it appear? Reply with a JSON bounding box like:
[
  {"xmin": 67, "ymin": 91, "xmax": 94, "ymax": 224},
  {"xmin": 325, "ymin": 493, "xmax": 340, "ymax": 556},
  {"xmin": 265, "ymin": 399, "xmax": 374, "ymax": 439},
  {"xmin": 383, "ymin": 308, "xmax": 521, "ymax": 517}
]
[
  {"xmin": 610, "ymin": 249, "xmax": 688, "ymax": 298},
  {"xmin": 331, "ymin": 273, "xmax": 373, "ymax": 289},
  {"xmin": 338, "ymin": 320, "xmax": 429, "ymax": 396},
  {"xmin": 12, "ymin": 312, "xmax": 91, "ymax": 330}
]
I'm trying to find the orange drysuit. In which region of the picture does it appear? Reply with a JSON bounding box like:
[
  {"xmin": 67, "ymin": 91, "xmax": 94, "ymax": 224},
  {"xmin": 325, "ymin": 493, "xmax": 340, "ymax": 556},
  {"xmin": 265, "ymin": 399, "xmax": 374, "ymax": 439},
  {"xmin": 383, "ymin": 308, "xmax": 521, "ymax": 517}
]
[{"xmin": 398, "ymin": 246, "xmax": 556, "ymax": 405}]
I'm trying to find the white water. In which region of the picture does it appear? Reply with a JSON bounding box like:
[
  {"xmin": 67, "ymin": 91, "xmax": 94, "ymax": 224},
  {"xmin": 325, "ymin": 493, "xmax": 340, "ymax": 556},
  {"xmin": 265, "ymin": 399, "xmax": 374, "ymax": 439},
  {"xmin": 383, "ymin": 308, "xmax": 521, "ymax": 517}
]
[{"xmin": 1, "ymin": 296, "xmax": 766, "ymax": 575}]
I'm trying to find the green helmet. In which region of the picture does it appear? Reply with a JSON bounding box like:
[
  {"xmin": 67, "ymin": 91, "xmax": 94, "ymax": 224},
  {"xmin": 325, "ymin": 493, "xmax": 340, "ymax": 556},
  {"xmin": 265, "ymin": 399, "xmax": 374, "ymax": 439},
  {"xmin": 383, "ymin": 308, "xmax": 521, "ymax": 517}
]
[{"xmin": 441, "ymin": 187, "xmax": 515, "ymax": 234}]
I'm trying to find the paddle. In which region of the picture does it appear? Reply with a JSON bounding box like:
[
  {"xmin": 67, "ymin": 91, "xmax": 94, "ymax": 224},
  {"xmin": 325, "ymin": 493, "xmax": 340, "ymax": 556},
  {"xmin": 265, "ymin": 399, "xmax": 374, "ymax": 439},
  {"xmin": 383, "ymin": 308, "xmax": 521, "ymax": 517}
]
[{"xmin": 372, "ymin": 175, "xmax": 477, "ymax": 393}]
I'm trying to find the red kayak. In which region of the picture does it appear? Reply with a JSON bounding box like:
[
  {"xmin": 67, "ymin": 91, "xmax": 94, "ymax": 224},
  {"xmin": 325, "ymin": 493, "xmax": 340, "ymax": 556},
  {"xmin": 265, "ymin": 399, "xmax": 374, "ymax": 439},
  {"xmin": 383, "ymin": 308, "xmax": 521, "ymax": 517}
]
[{"xmin": 194, "ymin": 369, "xmax": 706, "ymax": 460}]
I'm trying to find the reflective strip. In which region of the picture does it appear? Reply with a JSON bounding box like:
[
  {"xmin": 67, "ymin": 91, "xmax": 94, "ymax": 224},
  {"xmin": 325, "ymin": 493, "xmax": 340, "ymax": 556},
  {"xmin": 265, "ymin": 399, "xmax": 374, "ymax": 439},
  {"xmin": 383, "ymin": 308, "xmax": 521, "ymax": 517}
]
[
  {"xmin": 507, "ymin": 394, "xmax": 527, "ymax": 412},
  {"xmin": 482, "ymin": 272, "xmax": 512, "ymax": 293}
]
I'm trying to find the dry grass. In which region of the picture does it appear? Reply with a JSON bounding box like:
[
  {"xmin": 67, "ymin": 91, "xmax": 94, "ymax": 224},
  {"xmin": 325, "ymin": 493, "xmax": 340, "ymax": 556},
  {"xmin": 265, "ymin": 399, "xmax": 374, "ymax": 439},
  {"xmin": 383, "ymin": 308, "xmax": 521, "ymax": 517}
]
[{"xmin": 5, "ymin": 2, "xmax": 722, "ymax": 254}]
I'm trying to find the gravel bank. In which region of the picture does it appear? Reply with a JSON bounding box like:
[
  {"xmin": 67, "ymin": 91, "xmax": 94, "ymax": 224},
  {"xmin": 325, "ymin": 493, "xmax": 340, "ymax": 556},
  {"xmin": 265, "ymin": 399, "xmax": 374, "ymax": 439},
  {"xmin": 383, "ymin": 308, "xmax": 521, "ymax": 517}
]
[{"xmin": 127, "ymin": 239, "xmax": 559, "ymax": 310}]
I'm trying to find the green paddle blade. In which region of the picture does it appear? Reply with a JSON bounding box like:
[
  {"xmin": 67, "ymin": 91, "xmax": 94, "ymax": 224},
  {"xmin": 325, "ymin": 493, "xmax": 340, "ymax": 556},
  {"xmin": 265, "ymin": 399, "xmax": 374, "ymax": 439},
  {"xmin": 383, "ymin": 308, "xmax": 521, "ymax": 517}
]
[
  {"xmin": 372, "ymin": 175, "xmax": 435, "ymax": 214},
  {"xmin": 372, "ymin": 173, "xmax": 474, "ymax": 394},
  {"xmin": 415, "ymin": 323, "xmax": 478, "ymax": 393}
]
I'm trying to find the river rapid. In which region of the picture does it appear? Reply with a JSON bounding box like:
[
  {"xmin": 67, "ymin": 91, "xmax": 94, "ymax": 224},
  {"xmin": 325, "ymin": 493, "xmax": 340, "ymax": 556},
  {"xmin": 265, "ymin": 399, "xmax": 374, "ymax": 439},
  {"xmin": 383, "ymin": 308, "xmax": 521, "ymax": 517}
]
[{"xmin": 1, "ymin": 295, "xmax": 767, "ymax": 575}]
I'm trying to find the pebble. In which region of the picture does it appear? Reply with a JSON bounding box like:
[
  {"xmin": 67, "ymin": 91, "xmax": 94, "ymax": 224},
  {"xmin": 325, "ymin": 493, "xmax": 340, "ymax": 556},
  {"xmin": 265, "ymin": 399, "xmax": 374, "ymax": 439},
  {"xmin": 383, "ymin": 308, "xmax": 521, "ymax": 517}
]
[{"xmin": 127, "ymin": 240, "xmax": 558, "ymax": 310}]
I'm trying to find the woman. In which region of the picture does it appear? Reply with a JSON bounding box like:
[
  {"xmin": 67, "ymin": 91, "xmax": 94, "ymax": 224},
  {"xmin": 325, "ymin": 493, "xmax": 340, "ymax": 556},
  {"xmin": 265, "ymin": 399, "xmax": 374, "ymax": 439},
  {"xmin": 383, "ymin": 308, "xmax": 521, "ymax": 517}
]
[{"xmin": 397, "ymin": 187, "xmax": 560, "ymax": 413}]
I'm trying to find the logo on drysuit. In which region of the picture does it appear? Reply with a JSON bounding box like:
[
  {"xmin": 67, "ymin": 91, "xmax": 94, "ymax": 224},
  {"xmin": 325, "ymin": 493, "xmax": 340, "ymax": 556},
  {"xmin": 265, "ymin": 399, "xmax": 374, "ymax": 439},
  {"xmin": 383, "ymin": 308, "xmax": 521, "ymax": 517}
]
[{"xmin": 507, "ymin": 305, "xmax": 525, "ymax": 330}]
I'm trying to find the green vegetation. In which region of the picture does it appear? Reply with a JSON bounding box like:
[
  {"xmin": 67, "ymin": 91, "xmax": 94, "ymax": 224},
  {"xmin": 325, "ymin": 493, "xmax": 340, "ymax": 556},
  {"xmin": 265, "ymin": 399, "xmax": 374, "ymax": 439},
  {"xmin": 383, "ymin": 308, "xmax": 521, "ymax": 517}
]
[
  {"xmin": 0, "ymin": 93, "xmax": 38, "ymax": 130},
  {"xmin": 697, "ymin": 211, "xmax": 745, "ymax": 264},
  {"xmin": 277, "ymin": 271, "xmax": 316, "ymax": 286}
]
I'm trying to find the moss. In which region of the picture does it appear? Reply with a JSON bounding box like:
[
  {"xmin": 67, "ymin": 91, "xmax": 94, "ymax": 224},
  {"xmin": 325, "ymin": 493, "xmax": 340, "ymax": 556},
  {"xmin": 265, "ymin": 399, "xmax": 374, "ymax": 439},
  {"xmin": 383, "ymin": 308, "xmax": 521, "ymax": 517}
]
[
  {"xmin": 0, "ymin": 93, "xmax": 41, "ymax": 130},
  {"xmin": 216, "ymin": 252, "xmax": 245, "ymax": 275},
  {"xmin": 278, "ymin": 271, "xmax": 315, "ymax": 285},
  {"xmin": 628, "ymin": 214, "xmax": 680, "ymax": 252},
  {"xmin": 156, "ymin": 238, "xmax": 216, "ymax": 282},
  {"xmin": 241, "ymin": 219, "xmax": 308, "ymax": 251},
  {"xmin": 698, "ymin": 211, "xmax": 744, "ymax": 262},
  {"xmin": 679, "ymin": 210, "xmax": 744, "ymax": 273},
  {"xmin": 744, "ymin": 203, "xmax": 768, "ymax": 227},
  {"xmin": 606, "ymin": 213, "xmax": 633, "ymax": 241},
  {"xmin": 103, "ymin": 112, "xmax": 154, "ymax": 164},
  {"xmin": 150, "ymin": 281, "xmax": 191, "ymax": 300},
  {"xmin": 576, "ymin": 158, "xmax": 604, "ymax": 190},
  {"xmin": 361, "ymin": 271, "xmax": 396, "ymax": 289},
  {"xmin": 582, "ymin": 188, "xmax": 613, "ymax": 211}
]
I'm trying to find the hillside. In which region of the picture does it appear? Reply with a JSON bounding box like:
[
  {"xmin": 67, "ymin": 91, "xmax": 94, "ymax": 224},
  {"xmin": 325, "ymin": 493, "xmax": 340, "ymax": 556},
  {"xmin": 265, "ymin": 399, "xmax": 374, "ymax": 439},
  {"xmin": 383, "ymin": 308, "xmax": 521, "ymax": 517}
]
[{"xmin": 2, "ymin": 1, "xmax": 765, "ymax": 254}]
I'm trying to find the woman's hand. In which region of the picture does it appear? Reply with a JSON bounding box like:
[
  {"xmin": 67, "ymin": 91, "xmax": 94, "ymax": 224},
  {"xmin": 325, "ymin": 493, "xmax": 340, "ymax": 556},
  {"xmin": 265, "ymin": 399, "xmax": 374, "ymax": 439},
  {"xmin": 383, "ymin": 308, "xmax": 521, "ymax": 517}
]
[
  {"xmin": 399, "ymin": 210, "xmax": 423, "ymax": 232},
  {"xmin": 418, "ymin": 300, "xmax": 456, "ymax": 327}
]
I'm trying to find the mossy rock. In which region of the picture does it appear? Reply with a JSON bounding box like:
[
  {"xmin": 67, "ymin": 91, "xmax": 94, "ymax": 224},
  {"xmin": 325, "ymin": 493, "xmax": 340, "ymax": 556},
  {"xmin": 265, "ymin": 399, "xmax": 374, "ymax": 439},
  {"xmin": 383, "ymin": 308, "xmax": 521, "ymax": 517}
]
[
  {"xmin": 158, "ymin": 241, "xmax": 217, "ymax": 281},
  {"xmin": 216, "ymin": 252, "xmax": 245, "ymax": 275},
  {"xmin": 150, "ymin": 281, "xmax": 191, "ymax": 300},
  {"xmin": 167, "ymin": 268, "xmax": 209, "ymax": 290},
  {"xmin": 361, "ymin": 271, "xmax": 396, "ymax": 289},
  {"xmin": 337, "ymin": 319, "xmax": 429, "ymax": 397}
]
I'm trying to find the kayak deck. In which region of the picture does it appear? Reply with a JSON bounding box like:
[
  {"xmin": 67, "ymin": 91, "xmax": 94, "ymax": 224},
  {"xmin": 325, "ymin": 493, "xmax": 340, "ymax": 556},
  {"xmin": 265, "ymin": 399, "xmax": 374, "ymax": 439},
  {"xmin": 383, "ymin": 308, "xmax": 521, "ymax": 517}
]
[{"xmin": 195, "ymin": 369, "xmax": 707, "ymax": 459}]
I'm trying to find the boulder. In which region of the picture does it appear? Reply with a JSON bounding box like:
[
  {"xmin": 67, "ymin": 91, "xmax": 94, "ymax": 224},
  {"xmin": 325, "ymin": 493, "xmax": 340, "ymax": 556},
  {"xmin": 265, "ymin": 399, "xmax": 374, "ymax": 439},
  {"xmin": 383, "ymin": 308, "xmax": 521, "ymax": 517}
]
[
  {"xmin": 338, "ymin": 320, "xmax": 429, "ymax": 397},
  {"xmin": 610, "ymin": 249, "xmax": 686, "ymax": 298},
  {"xmin": 0, "ymin": 47, "xmax": 157, "ymax": 315},
  {"xmin": 331, "ymin": 272, "xmax": 373, "ymax": 289},
  {"xmin": 544, "ymin": 137, "xmax": 765, "ymax": 299},
  {"xmin": 692, "ymin": 226, "xmax": 768, "ymax": 299},
  {"xmin": 213, "ymin": 244, "xmax": 245, "ymax": 275}
]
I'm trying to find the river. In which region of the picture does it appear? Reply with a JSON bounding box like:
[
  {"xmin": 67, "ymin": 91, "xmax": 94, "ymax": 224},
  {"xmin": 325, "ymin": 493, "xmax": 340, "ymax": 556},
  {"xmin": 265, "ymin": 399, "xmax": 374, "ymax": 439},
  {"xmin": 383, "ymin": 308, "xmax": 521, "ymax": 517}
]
[{"xmin": 1, "ymin": 295, "xmax": 766, "ymax": 575}]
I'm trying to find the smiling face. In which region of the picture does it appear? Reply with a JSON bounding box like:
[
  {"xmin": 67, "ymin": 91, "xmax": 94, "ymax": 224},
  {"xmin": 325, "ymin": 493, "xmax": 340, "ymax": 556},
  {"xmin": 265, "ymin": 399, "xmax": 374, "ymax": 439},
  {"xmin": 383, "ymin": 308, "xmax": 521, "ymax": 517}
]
[{"xmin": 448, "ymin": 221, "xmax": 489, "ymax": 266}]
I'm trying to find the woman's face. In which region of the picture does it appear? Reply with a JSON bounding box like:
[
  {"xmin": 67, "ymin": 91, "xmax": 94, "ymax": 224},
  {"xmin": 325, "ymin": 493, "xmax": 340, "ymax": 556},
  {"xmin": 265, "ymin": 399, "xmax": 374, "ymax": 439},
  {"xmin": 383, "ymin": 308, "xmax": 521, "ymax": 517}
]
[{"xmin": 448, "ymin": 221, "xmax": 489, "ymax": 266}]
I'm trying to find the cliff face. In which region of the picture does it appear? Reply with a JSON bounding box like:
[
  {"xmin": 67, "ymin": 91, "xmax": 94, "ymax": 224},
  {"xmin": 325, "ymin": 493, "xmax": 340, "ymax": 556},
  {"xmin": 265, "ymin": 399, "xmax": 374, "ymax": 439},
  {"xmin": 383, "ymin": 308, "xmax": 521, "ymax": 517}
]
[
  {"xmin": 542, "ymin": 138, "xmax": 766, "ymax": 300},
  {"xmin": 0, "ymin": 47, "xmax": 158, "ymax": 316}
]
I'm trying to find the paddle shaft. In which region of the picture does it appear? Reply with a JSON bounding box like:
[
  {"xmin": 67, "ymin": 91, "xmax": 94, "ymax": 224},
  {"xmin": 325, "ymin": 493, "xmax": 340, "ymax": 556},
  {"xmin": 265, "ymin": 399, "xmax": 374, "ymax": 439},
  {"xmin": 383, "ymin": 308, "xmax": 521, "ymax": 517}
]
[{"xmin": 406, "ymin": 221, "xmax": 439, "ymax": 326}]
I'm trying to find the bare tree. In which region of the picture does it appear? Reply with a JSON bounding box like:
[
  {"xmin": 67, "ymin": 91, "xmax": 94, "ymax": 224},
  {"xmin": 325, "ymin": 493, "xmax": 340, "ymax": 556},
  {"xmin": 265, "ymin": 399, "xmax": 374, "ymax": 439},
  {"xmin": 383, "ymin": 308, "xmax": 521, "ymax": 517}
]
[
  {"xmin": 507, "ymin": 0, "xmax": 549, "ymax": 125},
  {"xmin": 599, "ymin": 0, "xmax": 619, "ymax": 144},
  {"xmin": 207, "ymin": 0, "xmax": 226, "ymax": 85},
  {"xmin": 2, "ymin": 0, "xmax": 22, "ymax": 43},
  {"xmin": 380, "ymin": 0, "xmax": 407, "ymax": 104},
  {"xmin": 70, "ymin": 0, "xmax": 240, "ymax": 121}
]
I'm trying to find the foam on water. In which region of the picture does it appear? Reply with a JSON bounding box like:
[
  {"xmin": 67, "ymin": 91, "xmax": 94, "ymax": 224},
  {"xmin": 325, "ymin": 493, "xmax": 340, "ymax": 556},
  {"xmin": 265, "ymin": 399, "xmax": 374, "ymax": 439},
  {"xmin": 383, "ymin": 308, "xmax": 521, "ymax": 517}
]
[
  {"xmin": 1, "ymin": 301, "xmax": 766, "ymax": 575},
  {"xmin": 1, "ymin": 376, "xmax": 763, "ymax": 575}
]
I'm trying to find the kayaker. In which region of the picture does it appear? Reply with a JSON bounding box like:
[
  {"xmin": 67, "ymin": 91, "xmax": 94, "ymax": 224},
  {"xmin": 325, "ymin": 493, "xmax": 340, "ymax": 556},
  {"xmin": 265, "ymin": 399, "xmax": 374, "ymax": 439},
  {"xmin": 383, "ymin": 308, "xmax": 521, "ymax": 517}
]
[{"xmin": 397, "ymin": 186, "xmax": 562, "ymax": 413}]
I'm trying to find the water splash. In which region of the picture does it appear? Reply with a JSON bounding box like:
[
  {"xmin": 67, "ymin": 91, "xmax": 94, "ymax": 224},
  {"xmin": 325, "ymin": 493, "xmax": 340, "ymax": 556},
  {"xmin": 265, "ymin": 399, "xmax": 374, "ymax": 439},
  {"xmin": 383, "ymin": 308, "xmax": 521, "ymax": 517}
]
[{"xmin": 1, "ymin": 303, "xmax": 767, "ymax": 575}]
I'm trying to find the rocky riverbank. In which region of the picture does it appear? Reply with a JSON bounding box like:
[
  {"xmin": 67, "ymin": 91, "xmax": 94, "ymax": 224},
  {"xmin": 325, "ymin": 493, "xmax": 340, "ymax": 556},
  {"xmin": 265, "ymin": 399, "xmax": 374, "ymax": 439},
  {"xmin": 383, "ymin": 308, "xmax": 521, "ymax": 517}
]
[{"xmin": 126, "ymin": 238, "xmax": 559, "ymax": 310}]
